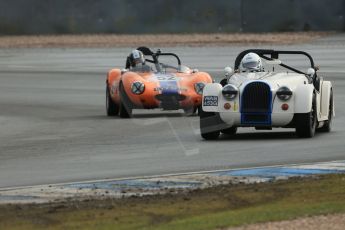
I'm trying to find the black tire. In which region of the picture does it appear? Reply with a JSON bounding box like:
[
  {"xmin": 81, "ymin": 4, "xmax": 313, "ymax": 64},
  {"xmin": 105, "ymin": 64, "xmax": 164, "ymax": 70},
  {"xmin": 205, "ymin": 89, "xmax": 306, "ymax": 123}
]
[
  {"xmin": 200, "ymin": 108, "xmax": 221, "ymax": 140},
  {"xmin": 318, "ymin": 89, "xmax": 333, "ymax": 132},
  {"xmin": 295, "ymin": 94, "xmax": 317, "ymax": 138},
  {"xmin": 119, "ymin": 82, "xmax": 133, "ymax": 118},
  {"xmin": 183, "ymin": 107, "xmax": 198, "ymax": 116},
  {"xmin": 221, "ymin": 127, "xmax": 237, "ymax": 135},
  {"xmin": 106, "ymin": 85, "xmax": 119, "ymax": 116}
]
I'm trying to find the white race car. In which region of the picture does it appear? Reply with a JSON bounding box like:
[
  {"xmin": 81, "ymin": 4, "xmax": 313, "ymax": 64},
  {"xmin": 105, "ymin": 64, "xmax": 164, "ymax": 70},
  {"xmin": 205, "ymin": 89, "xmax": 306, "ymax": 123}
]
[{"xmin": 200, "ymin": 49, "xmax": 334, "ymax": 139}]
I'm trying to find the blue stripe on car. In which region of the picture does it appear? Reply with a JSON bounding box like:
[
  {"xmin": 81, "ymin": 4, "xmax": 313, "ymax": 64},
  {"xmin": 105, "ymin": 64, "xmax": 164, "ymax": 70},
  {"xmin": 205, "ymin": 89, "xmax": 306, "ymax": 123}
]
[{"xmin": 159, "ymin": 80, "xmax": 179, "ymax": 95}]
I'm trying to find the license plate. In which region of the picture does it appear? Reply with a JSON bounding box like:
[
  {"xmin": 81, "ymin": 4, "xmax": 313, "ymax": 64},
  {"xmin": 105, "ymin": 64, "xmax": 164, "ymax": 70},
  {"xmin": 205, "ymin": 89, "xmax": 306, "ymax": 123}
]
[{"xmin": 203, "ymin": 96, "xmax": 218, "ymax": 106}]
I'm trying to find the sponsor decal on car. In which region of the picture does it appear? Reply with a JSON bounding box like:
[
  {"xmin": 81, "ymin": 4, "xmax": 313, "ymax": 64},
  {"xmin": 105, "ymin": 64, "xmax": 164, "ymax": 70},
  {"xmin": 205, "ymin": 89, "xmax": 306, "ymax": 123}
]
[
  {"xmin": 154, "ymin": 87, "xmax": 187, "ymax": 92},
  {"xmin": 203, "ymin": 96, "xmax": 218, "ymax": 106}
]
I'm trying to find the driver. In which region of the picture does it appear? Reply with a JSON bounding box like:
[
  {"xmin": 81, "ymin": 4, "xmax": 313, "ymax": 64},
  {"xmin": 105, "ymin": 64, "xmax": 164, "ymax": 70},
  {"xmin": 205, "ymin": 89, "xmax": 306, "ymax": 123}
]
[
  {"xmin": 240, "ymin": 52, "xmax": 264, "ymax": 72},
  {"xmin": 127, "ymin": 50, "xmax": 151, "ymax": 72}
]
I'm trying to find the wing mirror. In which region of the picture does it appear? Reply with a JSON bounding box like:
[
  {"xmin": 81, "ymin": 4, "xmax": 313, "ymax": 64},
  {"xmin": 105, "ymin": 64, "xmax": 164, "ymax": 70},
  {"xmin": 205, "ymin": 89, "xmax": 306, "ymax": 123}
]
[{"xmin": 224, "ymin": 67, "xmax": 233, "ymax": 77}]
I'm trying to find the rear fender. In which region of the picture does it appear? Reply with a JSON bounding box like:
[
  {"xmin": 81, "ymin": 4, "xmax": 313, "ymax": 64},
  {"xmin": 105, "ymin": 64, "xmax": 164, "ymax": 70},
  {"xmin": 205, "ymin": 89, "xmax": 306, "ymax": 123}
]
[
  {"xmin": 294, "ymin": 84, "xmax": 314, "ymax": 113},
  {"xmin": 202, "ymin": 83, "xmax": 222, "ymax": 112}
]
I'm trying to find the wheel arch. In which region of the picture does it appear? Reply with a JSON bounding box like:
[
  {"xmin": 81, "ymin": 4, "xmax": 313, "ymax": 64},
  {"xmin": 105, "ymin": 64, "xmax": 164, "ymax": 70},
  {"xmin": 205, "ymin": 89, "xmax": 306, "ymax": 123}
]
[
  {"xmin": 107, "ymin": 69, "xmax": 121, "ymax": 85},
  {"xmin": 294, "ymin": 84, "xmax": 315, "ymax": 113},
  {"xmin": 320, "ymin": 80, "xmax": 334, "ymax": 118}
]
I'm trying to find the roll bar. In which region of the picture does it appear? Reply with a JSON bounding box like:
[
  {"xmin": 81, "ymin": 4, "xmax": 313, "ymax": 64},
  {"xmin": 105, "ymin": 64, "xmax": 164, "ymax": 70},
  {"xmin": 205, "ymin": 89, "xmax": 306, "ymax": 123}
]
[{"xmin": 234, "ymin": 49, "xmax": 315, "ymax": 75}]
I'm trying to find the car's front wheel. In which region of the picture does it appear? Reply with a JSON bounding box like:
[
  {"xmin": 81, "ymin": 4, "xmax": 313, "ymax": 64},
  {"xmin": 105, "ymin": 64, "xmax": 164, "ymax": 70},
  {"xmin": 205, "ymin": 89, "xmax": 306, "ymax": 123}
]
[
  {"xmin": 119, "ymin": 82, "xmax": 133, "ymax": 118},
  {"xmin": 200, "ymin": 108, "xmax": 221, "ymax": 140},
  {"xmin": 183, "ymin": 106, "xmax": 198, "ymax": 116},
  {"xmin": 295, "ymin": 94, "xmax": 317, "ymax": 138},
  {"xmin": 221, "ymin": 127, "xmax": 237, "ymax": 135},
  {"xmin": 106, "ymin": 85, "xmax": 119, "ymax": 116}
]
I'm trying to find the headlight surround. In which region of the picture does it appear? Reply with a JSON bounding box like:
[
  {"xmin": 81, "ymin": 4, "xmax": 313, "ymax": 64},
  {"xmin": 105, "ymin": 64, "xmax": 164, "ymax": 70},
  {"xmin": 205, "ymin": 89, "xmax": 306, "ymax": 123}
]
[
  {"xmin": 131, "ymin": 81, "xmax": 145, "ymax": 95},
  {"xmin": 194, "ymin": 82, "xmax": 205, "ymax": 95},
  {"xmin": 276, "ymin": 86, "xmax": 292, "ymax": 101},
  {"xmin": 222, "ymin": 84, "xmax": 238, "ymax": 100}
]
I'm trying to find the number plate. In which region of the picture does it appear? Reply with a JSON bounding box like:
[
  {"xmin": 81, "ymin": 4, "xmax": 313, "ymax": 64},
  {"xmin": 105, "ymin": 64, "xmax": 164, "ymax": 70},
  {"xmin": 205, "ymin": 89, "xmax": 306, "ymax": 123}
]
[{"xmin": 203, "ymin": 96, "xmax": 218, "ymax": 106}]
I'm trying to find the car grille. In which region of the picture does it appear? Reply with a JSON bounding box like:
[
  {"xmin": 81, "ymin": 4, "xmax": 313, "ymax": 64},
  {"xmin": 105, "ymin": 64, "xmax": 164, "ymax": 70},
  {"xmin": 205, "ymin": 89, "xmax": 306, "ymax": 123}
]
[
  {"xmin": 241, "ymin": 82, "xmax": 272, "ymax": 125},
  {"xmin": 155, "ymin": 94, "xmax": 186, "ymax": 102},
  {"xmin": 155, "ymin": 94, "xmax": 186, "ymax": 110}
]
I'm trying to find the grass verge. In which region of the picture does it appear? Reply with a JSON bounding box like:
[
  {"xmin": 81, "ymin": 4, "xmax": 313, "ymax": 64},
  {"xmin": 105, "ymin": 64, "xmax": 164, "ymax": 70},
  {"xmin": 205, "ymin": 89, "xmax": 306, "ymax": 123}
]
[{"xmin": 1, "ymin": 174, "xmax": 345, "ymax": 230}]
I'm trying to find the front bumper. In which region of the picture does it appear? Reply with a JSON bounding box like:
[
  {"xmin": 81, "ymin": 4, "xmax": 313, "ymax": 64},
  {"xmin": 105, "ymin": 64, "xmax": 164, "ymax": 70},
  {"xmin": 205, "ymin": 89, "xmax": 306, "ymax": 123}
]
[
  {"xmin": 219, "ymin": 112, "xmax": 294, "ymax": 127},
  {"xmin": 130, "ymin": 92, "xmax": 202, "ymax": 110}
]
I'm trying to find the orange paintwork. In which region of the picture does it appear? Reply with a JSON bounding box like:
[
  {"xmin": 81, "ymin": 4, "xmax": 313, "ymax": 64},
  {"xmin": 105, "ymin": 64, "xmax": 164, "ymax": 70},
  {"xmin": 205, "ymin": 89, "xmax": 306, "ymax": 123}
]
[{"xmin": 107, "ymin": 68, "xmax": 213, "ymax": 110}]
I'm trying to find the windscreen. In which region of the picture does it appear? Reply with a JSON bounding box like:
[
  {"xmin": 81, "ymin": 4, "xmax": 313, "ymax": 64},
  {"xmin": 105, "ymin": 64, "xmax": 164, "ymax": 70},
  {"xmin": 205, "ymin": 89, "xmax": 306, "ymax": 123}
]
[{"xmin": 157, "ymin": 55, "xmax": 180, "ymax": 73}]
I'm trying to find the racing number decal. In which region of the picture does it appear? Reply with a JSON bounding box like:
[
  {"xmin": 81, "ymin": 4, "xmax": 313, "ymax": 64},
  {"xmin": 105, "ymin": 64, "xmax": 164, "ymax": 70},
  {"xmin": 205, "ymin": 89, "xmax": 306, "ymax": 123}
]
[
  {"xmin": 203, "ymin": 96, "xmax": 218, "ymax": 106},
  {"xmin": 156, "ymin": 75, "xmax": 177, "ymax": 81}
]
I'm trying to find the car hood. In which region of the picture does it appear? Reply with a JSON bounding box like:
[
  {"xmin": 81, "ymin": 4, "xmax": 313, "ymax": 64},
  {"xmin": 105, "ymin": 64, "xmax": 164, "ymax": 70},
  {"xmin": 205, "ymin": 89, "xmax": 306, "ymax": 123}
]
[{"xmin": 228, "ymin": 72, "xmax": 309, "ymax": 90}]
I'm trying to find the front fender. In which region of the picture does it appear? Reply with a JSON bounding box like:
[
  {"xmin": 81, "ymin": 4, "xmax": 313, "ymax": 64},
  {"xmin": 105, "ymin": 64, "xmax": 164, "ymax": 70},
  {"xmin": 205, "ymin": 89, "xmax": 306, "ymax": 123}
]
[
  {"xmin": 107, "ymin": 69, "xmax": 121, "ymax": 85},
  {"xmin": 320, "ymin": 80, "xmax": 334, "ymax": 120},
  {"xmin": 294, "ymin": 84, "xmax": 314, "ymax": 113},
  {"xmin": 202, "ymin": 83, "xmax": 222, "ymax": 112}
]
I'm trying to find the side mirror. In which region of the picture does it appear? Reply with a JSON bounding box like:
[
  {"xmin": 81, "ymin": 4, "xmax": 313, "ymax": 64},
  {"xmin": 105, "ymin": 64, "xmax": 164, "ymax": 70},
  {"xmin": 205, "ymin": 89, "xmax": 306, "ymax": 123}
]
[
  {"xmin": 307, "ymin": 68, "xmax": 315, "ymax": 77},
  {"xmin": 224, "ymin": 67, "xmax": 233, "ymax": 77}
]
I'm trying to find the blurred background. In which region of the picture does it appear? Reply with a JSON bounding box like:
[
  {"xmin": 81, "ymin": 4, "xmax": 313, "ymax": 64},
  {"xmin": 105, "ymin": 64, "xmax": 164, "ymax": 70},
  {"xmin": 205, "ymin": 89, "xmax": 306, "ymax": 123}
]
[{"xmin": 0, "ymin": 0, "xmax": 344, "ymax": 35}]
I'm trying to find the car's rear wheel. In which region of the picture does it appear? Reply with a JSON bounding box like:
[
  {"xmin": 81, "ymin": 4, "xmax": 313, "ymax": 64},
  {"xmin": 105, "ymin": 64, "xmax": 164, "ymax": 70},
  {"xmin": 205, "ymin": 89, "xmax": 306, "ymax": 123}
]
[
  {"xmin": 295, "ymin": 94, "xmax": 317, "ymax": 138},
  {"xmin": 119, "ymin": 82, "xmax": 133, "ymax": 118},
  {"xmin": 200, "ymin": 108, "xmax": 221, "ymax": 140},
  {"xmin": 221, "ymin": 127, "xmax": 237, "ymax": 135},
  {"xmin": 318, "ymin": 89, "xmax": 333, "ymax": 132},
  {"xmin": 106, "ymin": 85, "xmax": 119, "ymax": 116}
]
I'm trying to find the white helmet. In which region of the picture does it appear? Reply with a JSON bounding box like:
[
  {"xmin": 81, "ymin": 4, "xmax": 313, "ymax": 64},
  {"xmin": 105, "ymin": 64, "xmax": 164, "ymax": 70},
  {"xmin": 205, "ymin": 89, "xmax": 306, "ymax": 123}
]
[
  {"xmin": 130, "ymin": 50, "xmax": 145, "ymax": 67},
  {"xmin": 240, "ymin": 52, "xmax": 263, "ymax": 72}
]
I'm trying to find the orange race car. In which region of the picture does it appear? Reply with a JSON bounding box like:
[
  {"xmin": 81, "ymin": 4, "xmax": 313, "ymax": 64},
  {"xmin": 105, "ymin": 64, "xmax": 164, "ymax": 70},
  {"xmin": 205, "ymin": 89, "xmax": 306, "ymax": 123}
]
[{"xmin": 106, "ymin": 47, "xmax": 213, "ymax": 118}]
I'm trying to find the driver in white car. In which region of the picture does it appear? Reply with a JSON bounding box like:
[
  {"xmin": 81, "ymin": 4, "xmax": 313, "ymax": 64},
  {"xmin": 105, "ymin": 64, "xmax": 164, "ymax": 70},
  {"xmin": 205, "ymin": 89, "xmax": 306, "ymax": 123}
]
[
  {"xmin": 240, "ymin": 52, "xmax": 264, "ymax": 72},
  {"xmin": 225, "ymin": 52, "xmax": 266, "ymax": 86}
]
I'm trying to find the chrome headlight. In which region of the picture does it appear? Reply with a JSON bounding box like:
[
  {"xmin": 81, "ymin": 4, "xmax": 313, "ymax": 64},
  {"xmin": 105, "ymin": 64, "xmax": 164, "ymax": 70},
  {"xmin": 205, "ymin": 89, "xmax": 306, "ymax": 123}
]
[
  {"xmin": 194, "ymin": 82, "xmax": 205, "ymax": 95},
  {"xmin": 131, "ymin": 81, "xmax": 145, "ymax": 95},
  {"xmin": 222, "ymin": 84, "xmax": 238, "ymax": 100},
  {"xmin": 276, "ymin": 86, "xmax": 292, "ymax": 101}
]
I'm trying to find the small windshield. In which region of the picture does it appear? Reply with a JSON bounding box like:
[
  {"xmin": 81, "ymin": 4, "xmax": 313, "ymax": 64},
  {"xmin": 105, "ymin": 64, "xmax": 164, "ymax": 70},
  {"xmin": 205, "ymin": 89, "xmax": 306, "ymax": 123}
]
[
  {"xmin": 157, "ymin": 55, "xmax": 180, "ymax": 73},
  {"xmin": 129, "ymin": 51, "xmax": 187, "ymax": 73}
]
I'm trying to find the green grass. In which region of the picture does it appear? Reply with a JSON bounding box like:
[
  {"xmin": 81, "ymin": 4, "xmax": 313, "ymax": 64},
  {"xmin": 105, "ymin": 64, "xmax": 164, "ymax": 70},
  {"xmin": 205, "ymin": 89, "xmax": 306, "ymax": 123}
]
[{"xmin": 1, "ymin": 174, "xmax": 345, "ymax": 230}]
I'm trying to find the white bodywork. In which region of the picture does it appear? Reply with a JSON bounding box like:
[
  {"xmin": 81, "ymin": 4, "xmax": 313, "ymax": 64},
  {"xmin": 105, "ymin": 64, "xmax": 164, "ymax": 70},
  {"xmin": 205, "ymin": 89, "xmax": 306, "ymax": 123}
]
[{"xmin": 202, "ymin": 71, "xmax": 333, "ymax": 128}]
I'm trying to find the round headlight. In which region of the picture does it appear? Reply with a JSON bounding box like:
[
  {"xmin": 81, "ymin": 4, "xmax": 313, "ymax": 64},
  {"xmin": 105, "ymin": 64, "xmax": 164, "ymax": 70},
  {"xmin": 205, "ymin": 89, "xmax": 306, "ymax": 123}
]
[
  {"xmin": 276, "ymin": 86, "xmax": 292, "ymax": 101},
  {"xmin": 194, "ymin": 82, "xmax": 205, "ymax": 95},
  {"xmin": 131, "ymin": 81, "xmax": 145, "ymax": 95},
  {"xmin": 222, "ymin": 84, "xmax": 238, "ymax": 100}
]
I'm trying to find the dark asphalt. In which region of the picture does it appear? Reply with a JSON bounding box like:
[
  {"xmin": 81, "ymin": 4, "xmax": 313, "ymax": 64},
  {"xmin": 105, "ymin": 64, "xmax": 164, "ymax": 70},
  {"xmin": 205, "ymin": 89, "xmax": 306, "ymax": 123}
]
[{"xmin": 0, "ymin": 35, "xmax": 344, "ymax": 188}]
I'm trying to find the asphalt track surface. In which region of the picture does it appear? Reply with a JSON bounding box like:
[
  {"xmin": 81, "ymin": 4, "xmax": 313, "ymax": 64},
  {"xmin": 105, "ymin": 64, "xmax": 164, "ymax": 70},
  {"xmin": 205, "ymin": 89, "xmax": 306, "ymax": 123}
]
[{"xmin": 0, "ymin": 35, "xmax": 345, "ymax": 188}]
